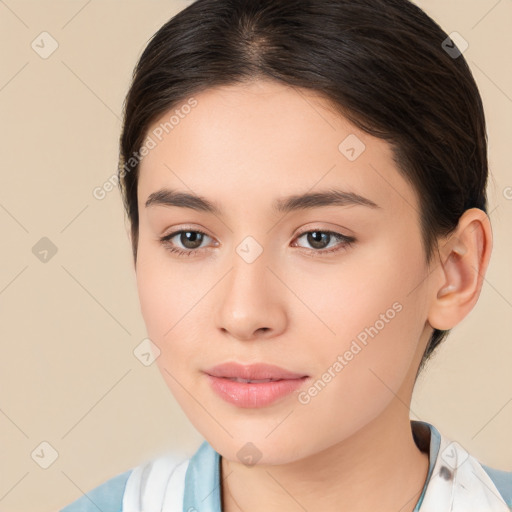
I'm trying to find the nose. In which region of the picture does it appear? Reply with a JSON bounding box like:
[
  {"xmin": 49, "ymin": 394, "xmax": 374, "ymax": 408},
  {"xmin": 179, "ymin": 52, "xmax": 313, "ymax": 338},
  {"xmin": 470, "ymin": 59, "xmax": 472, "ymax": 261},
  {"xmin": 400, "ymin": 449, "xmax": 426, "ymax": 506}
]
[{"xmin": 214, "ymin": 242, "xmax": 287, "ymax": 342}]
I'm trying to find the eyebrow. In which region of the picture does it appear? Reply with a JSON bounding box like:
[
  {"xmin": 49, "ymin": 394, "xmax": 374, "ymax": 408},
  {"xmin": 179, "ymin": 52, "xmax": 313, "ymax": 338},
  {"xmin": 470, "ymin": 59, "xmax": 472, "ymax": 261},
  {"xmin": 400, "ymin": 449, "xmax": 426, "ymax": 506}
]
[{"xmin": 144, "ymin": 187, "xmax": 380, "ymax": 214}]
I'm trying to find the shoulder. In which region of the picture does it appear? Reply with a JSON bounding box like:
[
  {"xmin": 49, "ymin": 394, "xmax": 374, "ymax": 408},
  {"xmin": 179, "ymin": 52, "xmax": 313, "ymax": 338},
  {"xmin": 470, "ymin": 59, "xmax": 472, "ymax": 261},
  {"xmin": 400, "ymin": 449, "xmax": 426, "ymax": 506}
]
[
  {"xmin": 59, "ymin": 469, "xmax": 132, "ymax": 512},
  {"xmin": 481, "ymin": 463, "xmax": 512, "ymax": 509},
  {"xmin": 59, "ymin": 449, "xmax": 195, "ymax": 512}
]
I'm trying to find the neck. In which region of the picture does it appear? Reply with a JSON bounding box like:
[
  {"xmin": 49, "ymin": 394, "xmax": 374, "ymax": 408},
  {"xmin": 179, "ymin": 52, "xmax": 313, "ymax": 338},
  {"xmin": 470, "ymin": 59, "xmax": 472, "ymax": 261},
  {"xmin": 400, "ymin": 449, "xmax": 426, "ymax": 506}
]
[{"xmin": 221, "ymin": 404, "xmax": 430, "ymax": 512}]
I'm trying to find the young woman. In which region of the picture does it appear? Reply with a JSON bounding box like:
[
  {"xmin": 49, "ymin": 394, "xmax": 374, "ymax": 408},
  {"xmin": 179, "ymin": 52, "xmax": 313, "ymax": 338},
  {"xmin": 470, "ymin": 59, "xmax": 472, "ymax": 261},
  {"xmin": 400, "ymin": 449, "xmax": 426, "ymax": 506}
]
[{"xmin": 61, "ymin": 0, "xmax": 512, "ymax": 510}]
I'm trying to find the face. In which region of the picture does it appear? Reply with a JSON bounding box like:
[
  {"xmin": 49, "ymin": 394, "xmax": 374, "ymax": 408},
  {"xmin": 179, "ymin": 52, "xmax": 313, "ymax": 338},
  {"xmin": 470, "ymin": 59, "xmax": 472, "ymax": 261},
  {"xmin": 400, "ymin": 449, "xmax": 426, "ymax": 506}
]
[{"xmin": 135, "ymin": 79, "xmax": 434, "ymax": 465}]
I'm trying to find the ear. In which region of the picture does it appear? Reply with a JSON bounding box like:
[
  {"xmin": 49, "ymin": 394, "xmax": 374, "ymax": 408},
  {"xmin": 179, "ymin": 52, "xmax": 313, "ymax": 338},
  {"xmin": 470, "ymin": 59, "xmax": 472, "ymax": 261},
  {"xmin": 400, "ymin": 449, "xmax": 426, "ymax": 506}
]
[{"xmin": 427, "ymin": 208, "xmax": 493, "ymax": 331}]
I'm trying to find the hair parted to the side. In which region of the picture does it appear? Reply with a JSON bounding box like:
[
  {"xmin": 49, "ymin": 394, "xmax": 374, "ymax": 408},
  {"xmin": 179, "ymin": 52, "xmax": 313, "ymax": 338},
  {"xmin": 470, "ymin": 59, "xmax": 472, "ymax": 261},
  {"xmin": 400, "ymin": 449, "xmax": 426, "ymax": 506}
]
[{"xmin": 117, "ymin": 0, "xmax": 489, "ymax": 377}]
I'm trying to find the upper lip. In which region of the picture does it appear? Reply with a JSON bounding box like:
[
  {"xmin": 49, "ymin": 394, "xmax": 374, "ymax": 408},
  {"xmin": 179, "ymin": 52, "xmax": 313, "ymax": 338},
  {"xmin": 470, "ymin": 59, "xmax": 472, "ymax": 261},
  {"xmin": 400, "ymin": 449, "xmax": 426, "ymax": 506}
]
[{"xmin": 204, "ymin": 362, "xmax": 308, "ymax": 380}]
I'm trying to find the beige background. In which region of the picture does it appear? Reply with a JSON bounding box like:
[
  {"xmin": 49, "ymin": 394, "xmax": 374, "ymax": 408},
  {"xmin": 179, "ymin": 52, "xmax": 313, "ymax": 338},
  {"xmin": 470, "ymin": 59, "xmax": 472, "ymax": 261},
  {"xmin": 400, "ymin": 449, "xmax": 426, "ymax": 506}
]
[{"xmin": 0, "ymin": 1, "xmax": 511, "ymax": 511}]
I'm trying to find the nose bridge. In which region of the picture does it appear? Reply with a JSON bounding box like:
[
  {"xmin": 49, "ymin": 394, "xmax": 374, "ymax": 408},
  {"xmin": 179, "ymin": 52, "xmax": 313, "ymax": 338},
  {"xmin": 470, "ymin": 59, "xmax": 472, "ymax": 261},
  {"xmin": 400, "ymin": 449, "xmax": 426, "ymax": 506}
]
[
  {"xmin": 235, "ymin": 234, "xmax": 266, "ymax": 267},
  {"xmin": 227, "ymin": 233, "xmax": 272, "ymax": 299},
  {"xmin": 214, "ymin": 233, "xmax": 286, "ymax": 338}
]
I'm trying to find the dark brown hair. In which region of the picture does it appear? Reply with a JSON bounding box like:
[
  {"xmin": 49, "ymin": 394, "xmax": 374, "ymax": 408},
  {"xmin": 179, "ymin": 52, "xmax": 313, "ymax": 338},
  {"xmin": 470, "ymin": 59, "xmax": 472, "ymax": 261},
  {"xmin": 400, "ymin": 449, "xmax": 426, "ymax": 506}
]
[{"xmin": 118, "ymin": 0, "xmax": 489, "ymax": 375}]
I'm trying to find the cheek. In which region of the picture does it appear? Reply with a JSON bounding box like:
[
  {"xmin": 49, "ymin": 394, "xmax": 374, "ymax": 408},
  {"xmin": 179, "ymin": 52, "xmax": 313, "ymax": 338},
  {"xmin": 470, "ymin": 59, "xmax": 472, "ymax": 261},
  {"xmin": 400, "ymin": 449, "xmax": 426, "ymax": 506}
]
[
  {"xmin": 134, "ymin": 247, "xmax": 211, "ymax": 374},
  {"xmin": 135, "ymin": 251, "xmax": 214, "ymax": 428},
  {"xmin": 135, "ymin": 258, "xmax": 169, "ymax": 337},
  {"xmin": 282, "ymin": 268, "xmax": 425, "ymax": 447},
  {"xmin": 135, "ymin": 237, "xmax": 193, "ymax": 332},
  {"xmin": 287, "ymin": 241, "xmax": 422, "ymax": 341},
  {"xmin": 289, "ymin": 238, "xmax": 427, "ymax": 388},
  {"xmin": 135, "ymin": 249, "xmax": 188, "ymax": 355}
]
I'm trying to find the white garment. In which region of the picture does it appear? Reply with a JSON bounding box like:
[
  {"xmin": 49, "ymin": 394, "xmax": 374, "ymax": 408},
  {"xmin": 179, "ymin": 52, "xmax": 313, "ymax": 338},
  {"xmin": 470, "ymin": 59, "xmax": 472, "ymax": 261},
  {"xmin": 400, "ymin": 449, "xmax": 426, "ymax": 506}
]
[
  {"xmin": 420, "ymin": 434, "xmax": 509, "ymax": 511},
  {"xmin": 123, "ymin": 454, "xmax": 190, "ymax": 512}
]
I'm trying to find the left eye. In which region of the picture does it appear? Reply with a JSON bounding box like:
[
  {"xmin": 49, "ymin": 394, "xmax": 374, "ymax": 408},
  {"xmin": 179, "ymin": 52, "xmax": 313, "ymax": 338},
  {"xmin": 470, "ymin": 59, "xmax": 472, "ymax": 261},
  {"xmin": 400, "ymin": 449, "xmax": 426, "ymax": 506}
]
[
  {"xmin": 159, "ymin": 229, "xmax": 355, "ymax": 257},
  {"xmin": 293, "ymin": 230, "xmax": 355, "ymax": 254}
]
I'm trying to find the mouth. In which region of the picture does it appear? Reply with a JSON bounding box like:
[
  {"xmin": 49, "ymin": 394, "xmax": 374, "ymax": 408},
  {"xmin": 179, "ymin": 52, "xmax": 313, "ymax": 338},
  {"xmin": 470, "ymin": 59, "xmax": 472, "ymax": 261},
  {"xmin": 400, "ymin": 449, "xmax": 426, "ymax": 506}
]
[
  {"xmin": 204, "ymin": 361, "xmax": 308, "ymax": 381},
  {"xmin": 203, "ymin": 362, "xmax": 310, "ymax": 408},
  {"xmin": 223, "ymin": 377, "xmax": 285, "ymax": 383}
]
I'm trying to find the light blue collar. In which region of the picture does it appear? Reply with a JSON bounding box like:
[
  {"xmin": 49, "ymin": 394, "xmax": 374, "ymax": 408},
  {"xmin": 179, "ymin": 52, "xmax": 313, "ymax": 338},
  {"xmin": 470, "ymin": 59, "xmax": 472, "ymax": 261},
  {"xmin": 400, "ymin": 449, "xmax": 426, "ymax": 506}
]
[{"xmin": 183, "ymin": 438, "xmax": 222, "ymax": 511}]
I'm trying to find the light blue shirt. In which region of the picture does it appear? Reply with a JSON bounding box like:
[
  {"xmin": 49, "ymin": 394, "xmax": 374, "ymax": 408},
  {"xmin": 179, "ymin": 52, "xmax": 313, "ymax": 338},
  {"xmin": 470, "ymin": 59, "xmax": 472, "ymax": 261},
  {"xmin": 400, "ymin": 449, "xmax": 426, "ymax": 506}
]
[{"xmin": 60, "ymin": 420, "xmax": 512, "ymax": 511}]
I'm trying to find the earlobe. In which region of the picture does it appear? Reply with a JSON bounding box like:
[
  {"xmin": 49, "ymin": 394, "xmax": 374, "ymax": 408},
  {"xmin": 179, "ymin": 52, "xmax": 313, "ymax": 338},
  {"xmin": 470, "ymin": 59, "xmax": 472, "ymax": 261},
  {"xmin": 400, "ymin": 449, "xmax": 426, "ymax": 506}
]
[{"xmin": 428, "ymin": 208, "xmax": 492, "ymax": 331}]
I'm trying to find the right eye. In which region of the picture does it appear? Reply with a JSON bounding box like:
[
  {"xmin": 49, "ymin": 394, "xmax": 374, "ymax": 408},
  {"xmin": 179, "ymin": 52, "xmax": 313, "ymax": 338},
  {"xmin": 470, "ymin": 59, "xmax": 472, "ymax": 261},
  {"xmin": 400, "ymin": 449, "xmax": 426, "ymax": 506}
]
[{"xmin": 159, "ymin": 228, "xmax": 215, "ymax": 257}]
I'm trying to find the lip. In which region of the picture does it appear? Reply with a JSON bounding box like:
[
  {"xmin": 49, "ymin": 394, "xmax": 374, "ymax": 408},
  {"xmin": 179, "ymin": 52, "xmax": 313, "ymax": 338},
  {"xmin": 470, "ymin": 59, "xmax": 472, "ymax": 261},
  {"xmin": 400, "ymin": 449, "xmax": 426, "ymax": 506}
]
[
  {"xmin": 204, "ymin": 362, "xmax": 308, "ymax": 380},
  {"xmin": 203, "ymin": 362, "xmax": 310, "ymax": 408}
]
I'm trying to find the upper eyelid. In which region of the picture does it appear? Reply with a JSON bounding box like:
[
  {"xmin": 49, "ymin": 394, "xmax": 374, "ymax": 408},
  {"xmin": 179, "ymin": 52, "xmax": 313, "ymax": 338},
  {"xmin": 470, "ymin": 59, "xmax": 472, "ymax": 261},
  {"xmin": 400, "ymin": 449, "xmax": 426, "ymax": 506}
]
[
  {"xmin": 162, "ymin": 227, "xmax": 212, "ymax": 241},
  {"xmin": 162, "ymin": 221, "xmax": 353, "ymax": 237},
  {"xmin": 161, "ymin": 226, "xmax": 351, "ymax": 239},
  {"xmin": 161, "ymin": 227, "xmax": 354, "ymax": 249}
]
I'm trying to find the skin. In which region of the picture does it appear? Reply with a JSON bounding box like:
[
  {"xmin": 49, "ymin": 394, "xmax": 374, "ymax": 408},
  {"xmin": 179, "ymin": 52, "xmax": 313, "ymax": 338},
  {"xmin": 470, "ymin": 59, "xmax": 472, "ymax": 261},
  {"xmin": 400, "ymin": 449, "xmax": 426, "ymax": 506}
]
[{"xmin": 133, "ymin": 79, "xmax": 492, "ymax": 512}]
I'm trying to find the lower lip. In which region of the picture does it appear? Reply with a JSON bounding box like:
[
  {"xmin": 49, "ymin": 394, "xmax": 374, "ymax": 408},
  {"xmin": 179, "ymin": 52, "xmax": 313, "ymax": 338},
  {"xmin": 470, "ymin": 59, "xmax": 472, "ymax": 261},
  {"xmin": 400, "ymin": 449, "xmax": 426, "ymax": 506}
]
[{"xmin": 206, "ymin": 375, "xmax": 309, "ymax": 408}]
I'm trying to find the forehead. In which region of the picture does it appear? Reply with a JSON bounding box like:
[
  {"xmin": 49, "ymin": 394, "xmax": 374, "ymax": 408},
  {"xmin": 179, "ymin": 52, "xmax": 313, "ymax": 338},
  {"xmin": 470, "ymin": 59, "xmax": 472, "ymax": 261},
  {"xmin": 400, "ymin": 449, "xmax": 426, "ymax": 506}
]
[{"xmin": 137, "ymin": 79, "xmax": 419, "ymax": 220}]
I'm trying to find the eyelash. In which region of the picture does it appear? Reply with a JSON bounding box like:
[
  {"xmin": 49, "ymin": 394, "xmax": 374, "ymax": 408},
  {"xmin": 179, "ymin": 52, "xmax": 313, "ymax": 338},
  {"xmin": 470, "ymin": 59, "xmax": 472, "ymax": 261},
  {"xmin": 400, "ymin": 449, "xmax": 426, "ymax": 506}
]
[{"xmin": 158, "ymin": 227, "xmax": 356, "ymax": 258}]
